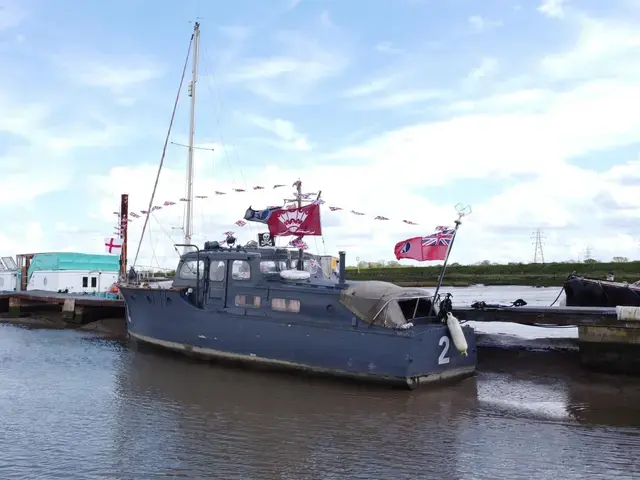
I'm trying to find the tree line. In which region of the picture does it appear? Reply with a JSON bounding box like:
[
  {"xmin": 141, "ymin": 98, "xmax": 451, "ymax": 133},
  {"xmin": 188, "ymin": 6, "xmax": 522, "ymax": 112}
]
[
  {"xmin": 345, "ymin": 259, "xmax": 640, "ymax": 287},
  {"xmin": 350, "ymin": 257, "xmax": 632, "ymax": 269}
]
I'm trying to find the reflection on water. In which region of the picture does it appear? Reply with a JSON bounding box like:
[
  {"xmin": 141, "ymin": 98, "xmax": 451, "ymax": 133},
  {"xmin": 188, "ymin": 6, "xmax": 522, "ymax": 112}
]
[{"xmin": 0, "ymin": 286, "xmax": 639, "ymax": 479}]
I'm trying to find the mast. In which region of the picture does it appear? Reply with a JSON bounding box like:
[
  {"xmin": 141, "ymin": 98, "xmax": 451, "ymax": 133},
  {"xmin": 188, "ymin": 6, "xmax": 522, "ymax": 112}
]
[
  {"xmin": 296, "ymin": 180, "xmax": 304, "ymax": 270},
  {"xmin": 119, "ymin": 193, "xmax": 129, "ymax": 281},
  {"xmin": 184, "ymin": 21, "xmax": 200, "ymax": 247}
]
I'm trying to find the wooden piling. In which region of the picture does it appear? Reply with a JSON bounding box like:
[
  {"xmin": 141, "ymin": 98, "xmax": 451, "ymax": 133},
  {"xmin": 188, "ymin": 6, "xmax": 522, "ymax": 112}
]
[
  {"xmin": 578, "ymin": 320, "xmax": 640, "ymax": 374},
  {"xmin": 61, "ymin": 298, "xmax": 76, "ymax": 321},
  {"xmin": 9, "ymin": 295, "xmax": 21, "ymax": 317},
  {"xmin": 0, "ymin": 294, "xmax": 9, "ymax": 313}
]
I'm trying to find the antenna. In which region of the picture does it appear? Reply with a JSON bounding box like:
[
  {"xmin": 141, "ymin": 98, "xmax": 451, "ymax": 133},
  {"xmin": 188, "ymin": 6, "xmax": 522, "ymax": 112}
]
[{"xmin": 531, "ymin": 228, "xmax": 545, "ymax": 264}]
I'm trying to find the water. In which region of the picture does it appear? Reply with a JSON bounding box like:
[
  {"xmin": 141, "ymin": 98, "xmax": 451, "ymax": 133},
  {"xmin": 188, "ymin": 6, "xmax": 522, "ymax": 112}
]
[{"xmin": 1, "ymin": 286, "xmax": 639, "ymax": 479}]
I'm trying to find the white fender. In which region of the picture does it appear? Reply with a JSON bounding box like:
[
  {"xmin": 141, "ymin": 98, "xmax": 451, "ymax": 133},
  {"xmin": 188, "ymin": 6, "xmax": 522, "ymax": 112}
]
[
  {"xmin": 446, "ymin": 312, "xmax": 468, "ymax": 357},
  {"xmin": 279, "ymin": 269, "xmax": 311, "ymax": 281},
  {"xmin": 616, "ymin": 306, "xmax": 640, "ymax": 321}
]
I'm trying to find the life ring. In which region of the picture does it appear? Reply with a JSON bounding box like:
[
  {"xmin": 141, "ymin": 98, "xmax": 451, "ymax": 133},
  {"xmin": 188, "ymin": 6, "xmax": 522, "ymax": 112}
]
[{"xmin": 108, "ymin": 284, "xmax": 120, "ymax": 294}]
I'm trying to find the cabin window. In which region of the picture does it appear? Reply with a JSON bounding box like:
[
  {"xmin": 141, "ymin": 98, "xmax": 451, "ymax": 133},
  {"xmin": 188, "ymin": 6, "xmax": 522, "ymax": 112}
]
[
  {"xmin": 0, "ymin": 278, "xmax": 4, "ymax": 287},
  {"xmin": 260, "ymin": 260, "xmax": 287, "ymax": 273},
  {"xmin": 231, "ymin": 260, "xmax": 251, "ymax": 280},
  {"xmin": 179, "ymin": 260, "xmax": 205, "ymax": 280},
  {"xmin": 271, "ymin": 298, "xmax": 301, "ymax": 313},
  {"xmin": 235, "ymin": 294, "xmax": 261, "ymax": 308},
  {"xmin": 209, "ymin": 260, "xmax": 226, "ymax": 282},
  {"xmin": 82, "ymin": 276, "xmax": 88, "ymax": 287},
  {"xmin": 91, "ymin": 277, "xmax": 97, "ymax": 288}
]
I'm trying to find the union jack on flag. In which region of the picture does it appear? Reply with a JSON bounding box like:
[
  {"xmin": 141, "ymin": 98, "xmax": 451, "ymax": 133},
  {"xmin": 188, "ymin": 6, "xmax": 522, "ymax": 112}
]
[{"xmin": 422, "ymin": 227, "xmax": 455, "ymax": 247}]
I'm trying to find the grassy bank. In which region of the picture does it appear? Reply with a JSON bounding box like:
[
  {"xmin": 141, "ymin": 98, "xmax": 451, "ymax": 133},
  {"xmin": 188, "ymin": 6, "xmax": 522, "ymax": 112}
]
[{"xmin": 345, "ymin": 261, "xmax": 640, "ymax": 287}]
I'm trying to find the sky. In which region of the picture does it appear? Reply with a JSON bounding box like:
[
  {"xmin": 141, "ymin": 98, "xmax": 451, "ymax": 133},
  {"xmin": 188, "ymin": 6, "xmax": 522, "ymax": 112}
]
[{"xmin": 2, "ymin": 0, "xmax": 640, "ymax": 270}]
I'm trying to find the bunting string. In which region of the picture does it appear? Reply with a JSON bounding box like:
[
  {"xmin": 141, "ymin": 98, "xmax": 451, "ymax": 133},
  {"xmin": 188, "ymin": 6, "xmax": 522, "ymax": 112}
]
[{"xmin": 112, "ymin": 182, "xmax": 421, "ymax": 233}]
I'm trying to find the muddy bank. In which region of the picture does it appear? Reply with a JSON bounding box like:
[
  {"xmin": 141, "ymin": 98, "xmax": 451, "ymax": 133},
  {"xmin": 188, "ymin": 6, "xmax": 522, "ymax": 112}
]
[{"xmin": 0, "ymin": 313, "xmax": 127, "ymax": 338}]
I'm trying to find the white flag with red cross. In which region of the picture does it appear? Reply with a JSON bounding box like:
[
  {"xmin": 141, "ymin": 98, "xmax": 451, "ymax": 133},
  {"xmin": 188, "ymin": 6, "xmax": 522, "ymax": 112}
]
[{"xmin": 104, "ymin": 237, "xmax": 122, "ymax": 255}]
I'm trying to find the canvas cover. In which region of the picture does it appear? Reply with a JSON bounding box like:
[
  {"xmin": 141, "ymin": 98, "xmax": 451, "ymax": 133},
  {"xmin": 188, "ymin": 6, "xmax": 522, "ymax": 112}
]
[
  {"xmin": 28, "ymin": 253, "xmax": 120, "ymax": 278},
  {"xmin": 339, "ymin": 281, "xmax": 433, "ymax": 328}
]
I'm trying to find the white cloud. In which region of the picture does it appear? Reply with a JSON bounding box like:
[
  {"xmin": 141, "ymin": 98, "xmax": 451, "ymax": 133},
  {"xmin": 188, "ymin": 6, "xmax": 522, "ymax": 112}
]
[
  {"xmin": 0, "ymin": 92, "xmax": 131, "ymax": 151},
  {"xmin": 332, "ymin": 77, "xmax": 640, "ymax": 187},
  {"xmin": 341, "ymin": 72, "xmax": 443, "ymax": 110},
  {"xmin": 56, "ymin": 56, "xmax": 165, "ymax": 94},
  {"xmin": 218, "ymin": 25, "xmax": 252, "ymax": 43},
  {"xmin": 244, "ymin": 114, "xmax": 311, "ymax": 151},
  {"xmin": 343, "ymin": 75, "xmax": 399, "ymax": 98},
  {"xmin": 222, "ymin": 31, "xmax": 348, "ymax": 103},
  {"xmin": 375, "ymin": 42, "xmax": 404, "ymax": 54},
  {"xmin": 0, "ymin": 91, "xmax": 131, "ymax": 206},
  {"xmin": 540, "ymin": 16, "xmax": 640, "ymax": 80},
  {"xmin": 0, "ymin": 164, "xmax": 73, "ymax": 204},
  {"xmin": 360, "ymin": 89, "xmax": 443, "ymax": 110},
  {"xmin": 468, "ymin": 15, "xmax": 503, "ymax": 33},
  {"xmin": 467, "ymin": 57, "xmax": 498, "ymax": 81},
  {"xmin": 538, "ymin": 0, "xmax": 568, "ymax": 19}
]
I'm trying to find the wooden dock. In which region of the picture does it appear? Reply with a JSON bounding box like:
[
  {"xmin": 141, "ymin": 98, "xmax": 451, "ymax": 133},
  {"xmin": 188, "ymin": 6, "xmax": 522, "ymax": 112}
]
[
  {"xmin": 453, "ymin": 304, "xmax": 619, "ymax": 326},
  {"xmin": 0, "ymin": 290, "xmax": 124, "ymax": 323},
  {"xmin": 454, "ymin": 303, "xmax": 640, "ymax": 374}
]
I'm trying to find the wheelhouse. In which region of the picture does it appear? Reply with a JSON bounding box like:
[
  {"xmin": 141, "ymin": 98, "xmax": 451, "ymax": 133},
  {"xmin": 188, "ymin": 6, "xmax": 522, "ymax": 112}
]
[
  {"xmin": 170, "ymin": 244, "xmax": 335, "ymax": 310},
  {"xmin": 167, "ymin": 243, "xmax": 438, "ymax": 328}
]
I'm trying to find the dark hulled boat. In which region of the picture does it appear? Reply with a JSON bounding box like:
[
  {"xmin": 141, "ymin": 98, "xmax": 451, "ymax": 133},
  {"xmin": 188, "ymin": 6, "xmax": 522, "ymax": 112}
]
[
  {"xmin": 563, "ymin": 274, "xmax": 640, "ymax": 307},
  {"xmin": 120, "ymin": 244, "xmax": 477, "ymax": 389},
  {"xmin": 119, "ymin": 23, "xmax": 476, "ymax": 388}
]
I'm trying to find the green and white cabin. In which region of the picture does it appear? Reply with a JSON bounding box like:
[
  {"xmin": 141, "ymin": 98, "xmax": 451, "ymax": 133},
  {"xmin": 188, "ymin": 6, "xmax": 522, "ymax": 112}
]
[{"xmin": 25, "ymin": 252, "xmax": 120, "ymax": 293}]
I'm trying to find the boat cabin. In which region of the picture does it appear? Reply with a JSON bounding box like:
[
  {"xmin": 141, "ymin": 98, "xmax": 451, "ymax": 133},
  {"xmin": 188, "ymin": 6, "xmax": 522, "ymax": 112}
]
[
  {"xmin": 0, "ymin": 256, "xmax": 19, "ymax": 292},
  {"xmin": 170, "ymin": 242, "xmax": 438, "ymax": 328},
  {"xmin": 24, "ymin": 252, "xmax": 120, "ymax": 293}
]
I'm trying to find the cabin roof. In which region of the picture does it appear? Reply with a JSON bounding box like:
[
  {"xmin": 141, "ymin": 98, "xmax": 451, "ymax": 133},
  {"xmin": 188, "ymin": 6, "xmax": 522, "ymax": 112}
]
[
  {"xmin": 181, "ymin": 246, "xmax": 318, "ymax": 262},
  {"xmin": 27, "ymin": 252, "xmax": 120, "ymax": 276}
]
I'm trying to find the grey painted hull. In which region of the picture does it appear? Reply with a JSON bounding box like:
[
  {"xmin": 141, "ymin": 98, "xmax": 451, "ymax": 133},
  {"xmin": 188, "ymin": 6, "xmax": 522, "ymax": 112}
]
[{"xmin": 121, "ymin": 287, "xmax": 477, "ymax": 389}]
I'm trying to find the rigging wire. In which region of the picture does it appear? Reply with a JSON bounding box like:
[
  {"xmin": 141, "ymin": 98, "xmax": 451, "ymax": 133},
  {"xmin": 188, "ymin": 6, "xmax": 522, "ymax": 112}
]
[
  {"xmin": 200, "ymin": 45, "xmax": 256, "ymax": 239},
  {"xmin": 132, "ymin": 29, "xmax": 194, "ymax": 267},
  {"xmin": 147, "ymin": 218, "xmax": 161, "ymax": 269},
  {"xmin": 151, "ymin": 214, "xmax": 180, "ymax": 247}
]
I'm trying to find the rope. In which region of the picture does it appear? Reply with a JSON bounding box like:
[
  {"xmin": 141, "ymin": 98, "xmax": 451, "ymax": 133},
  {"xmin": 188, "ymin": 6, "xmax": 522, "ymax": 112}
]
[
  {"xmin": 549, "ymin": 286, "xmax": 565, "ymax": 307},
  {"xmin": 132, "ymin": 29, "xmax": 194, "ymax": 267}
]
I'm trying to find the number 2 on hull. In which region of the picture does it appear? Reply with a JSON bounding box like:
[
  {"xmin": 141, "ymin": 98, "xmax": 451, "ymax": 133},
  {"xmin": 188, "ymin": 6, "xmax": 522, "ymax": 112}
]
[{"xmin": 438, "ymin": 335, "xmax": 451, "ymax": 365}]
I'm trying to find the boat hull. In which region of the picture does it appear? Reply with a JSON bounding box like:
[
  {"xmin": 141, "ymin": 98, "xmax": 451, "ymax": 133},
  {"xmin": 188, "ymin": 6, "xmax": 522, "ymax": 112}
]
[
  {"xmin": 121, "ymin": 287, "xmax": 477, "ymax": 389},
  {"xmin": 564, "ymin": 276, "xmax": 640, "ymax": 307}
]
